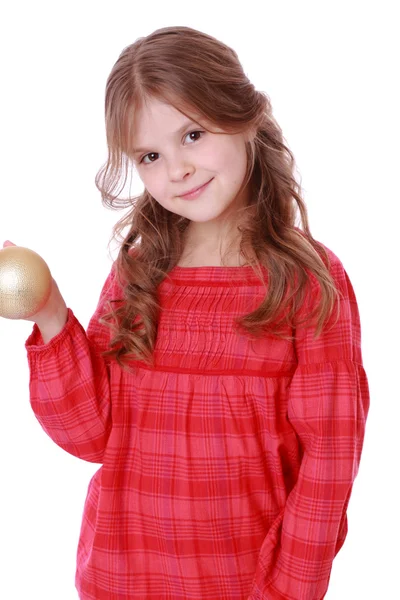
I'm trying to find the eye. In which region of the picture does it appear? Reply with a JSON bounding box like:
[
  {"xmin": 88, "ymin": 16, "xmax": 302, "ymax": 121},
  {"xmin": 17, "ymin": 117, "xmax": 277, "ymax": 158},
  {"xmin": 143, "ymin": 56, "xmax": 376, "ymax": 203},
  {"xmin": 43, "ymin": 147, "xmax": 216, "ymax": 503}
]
[{"xmin": 139, "ymin": 130, "xmax": 204, "ymax": 165}]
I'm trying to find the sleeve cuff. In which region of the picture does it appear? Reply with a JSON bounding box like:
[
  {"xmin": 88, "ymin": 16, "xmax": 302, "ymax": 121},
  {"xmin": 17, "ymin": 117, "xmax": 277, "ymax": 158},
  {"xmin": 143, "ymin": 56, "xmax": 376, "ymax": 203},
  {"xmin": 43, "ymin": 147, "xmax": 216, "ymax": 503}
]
[{"xmin": 25, "ymin": 307, "xmax": 78, "ymax": 352}]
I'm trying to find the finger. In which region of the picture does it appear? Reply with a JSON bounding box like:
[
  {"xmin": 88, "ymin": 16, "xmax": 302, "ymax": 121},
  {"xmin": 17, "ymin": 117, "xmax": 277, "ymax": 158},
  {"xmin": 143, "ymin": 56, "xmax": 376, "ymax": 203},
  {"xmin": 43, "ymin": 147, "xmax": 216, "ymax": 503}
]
[{"xmin": 3, "ymin": 241, "xmax": 17, "ymax": 248}]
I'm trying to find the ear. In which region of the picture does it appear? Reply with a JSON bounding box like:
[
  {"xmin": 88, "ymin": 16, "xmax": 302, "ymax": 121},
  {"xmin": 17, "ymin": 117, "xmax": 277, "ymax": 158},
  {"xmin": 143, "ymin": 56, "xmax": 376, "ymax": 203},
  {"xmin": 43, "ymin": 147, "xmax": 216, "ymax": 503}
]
[{"xmin": 245, "ymin": 126, "xmax": 257, "ymax": 144}]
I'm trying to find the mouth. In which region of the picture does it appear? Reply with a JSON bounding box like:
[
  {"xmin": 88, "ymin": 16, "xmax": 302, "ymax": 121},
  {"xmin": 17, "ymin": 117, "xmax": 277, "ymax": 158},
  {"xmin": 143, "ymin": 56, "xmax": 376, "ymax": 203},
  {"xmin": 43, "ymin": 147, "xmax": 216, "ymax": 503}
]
[{"xmin": 179, "ymin": 178, "xmax": 213, "ymax": 200}]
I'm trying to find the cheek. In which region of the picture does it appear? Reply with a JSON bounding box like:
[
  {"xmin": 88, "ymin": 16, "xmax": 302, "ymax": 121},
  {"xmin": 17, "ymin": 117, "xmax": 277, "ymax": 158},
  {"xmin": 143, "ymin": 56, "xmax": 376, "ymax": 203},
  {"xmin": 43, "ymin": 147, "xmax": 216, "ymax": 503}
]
[
  {"xmin": 218, "ymin": 154, "xmax": 242, "ymax": 184},
  {"xmin": 228, "ymin": 146, "xmax": 248, "ymax": 179},
  {"xmin": 143, "ymin": 177, "xmax": 173, "ymax": 208},
  {"xmin": 215, "ymin": 141, "xmax": 241, "ymax": 170},
  {"xmin": 140, "ymin": 172, "xmax": 162, "ymax": 196}
]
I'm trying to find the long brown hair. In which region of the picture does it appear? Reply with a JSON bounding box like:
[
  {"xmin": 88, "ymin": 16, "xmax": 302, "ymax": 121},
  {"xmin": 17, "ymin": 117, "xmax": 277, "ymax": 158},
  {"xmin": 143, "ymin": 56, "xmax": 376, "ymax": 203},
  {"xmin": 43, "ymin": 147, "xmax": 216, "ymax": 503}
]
[{"xmin": 94, "ymin": 26, "xmax": 341, "ymax": 373}]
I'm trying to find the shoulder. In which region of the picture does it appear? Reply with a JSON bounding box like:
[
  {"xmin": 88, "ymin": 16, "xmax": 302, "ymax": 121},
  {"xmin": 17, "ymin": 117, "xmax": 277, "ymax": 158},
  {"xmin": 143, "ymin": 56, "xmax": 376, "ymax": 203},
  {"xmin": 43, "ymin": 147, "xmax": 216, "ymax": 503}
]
[
  {"xmin": 110, "ymin": 245, "xmax": 140, "ymax": 292},
  {"xmin": 292, "ymin": 229, "xmax": 356, "ymax": 311},
  {"xmin": 293, "ymin": 227, "xmax": 343, "ymax": 269},
  {"xmin": 293, "ymin": 227, "xmax": 347, "ymax": 297}
]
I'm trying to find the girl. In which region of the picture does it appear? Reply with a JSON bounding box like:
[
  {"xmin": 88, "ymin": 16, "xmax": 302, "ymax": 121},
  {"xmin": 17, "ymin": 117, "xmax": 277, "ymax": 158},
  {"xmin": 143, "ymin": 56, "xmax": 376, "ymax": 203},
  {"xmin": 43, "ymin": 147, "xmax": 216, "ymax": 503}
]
[{"xmin": 20, "ymin": 25, "xmax": 369, "ymax": 600}]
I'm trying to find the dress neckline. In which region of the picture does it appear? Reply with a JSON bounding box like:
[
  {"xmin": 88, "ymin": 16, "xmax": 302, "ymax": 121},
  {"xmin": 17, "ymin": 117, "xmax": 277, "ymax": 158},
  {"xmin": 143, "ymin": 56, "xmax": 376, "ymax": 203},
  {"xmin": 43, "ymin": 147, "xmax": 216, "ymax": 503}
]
[
  {"xmin": 174, "ymin": 264, "xmax": 251, "ymax": 270},
  {"xmin": 165, "ymin": 263, "xmax": 265, "ymax": 286}
]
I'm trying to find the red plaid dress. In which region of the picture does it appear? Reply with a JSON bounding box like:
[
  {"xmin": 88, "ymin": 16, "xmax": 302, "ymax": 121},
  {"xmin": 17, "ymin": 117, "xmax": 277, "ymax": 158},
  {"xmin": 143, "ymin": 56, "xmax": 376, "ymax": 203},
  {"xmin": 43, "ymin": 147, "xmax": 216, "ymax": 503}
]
[{"xmin": 25, "ymin": 242, "xmax": 370, "ymax": 599}]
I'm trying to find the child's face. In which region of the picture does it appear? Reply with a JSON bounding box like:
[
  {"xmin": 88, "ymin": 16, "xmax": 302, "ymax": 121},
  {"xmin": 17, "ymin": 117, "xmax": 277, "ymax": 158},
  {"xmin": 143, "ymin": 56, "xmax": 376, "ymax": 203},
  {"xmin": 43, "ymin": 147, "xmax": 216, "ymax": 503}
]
[{"xmin": 130, "ymin": 97, "xmax": 252, "ymax": 246}]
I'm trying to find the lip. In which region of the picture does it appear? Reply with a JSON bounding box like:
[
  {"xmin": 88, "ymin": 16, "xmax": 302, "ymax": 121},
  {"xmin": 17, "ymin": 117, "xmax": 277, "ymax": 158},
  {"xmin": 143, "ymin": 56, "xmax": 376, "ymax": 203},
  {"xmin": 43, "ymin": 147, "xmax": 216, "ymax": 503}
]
[{"xmin": 179, "ymin": 178, "xmax": 213, "ymax": 199}]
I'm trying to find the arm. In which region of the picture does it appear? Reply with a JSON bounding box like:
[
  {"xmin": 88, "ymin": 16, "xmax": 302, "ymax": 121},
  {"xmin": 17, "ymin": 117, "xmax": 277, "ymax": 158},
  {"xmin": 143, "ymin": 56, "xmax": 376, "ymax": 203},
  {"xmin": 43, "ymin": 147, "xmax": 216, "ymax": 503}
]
[
  {"xmin": 248, "ymin": 256, "xmax": 370, "ymax": 600},
  {"xmin": 25, "ymin": 262, "xmax": 120, "ymax": 463}
]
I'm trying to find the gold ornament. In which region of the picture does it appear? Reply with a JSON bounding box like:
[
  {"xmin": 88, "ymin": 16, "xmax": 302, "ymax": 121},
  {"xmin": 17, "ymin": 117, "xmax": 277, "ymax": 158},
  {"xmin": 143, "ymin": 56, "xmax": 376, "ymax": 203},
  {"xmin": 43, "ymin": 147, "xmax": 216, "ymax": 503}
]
[{"xmin": 0, "ymin": 246, "xmax": 52, "ymax": 320}]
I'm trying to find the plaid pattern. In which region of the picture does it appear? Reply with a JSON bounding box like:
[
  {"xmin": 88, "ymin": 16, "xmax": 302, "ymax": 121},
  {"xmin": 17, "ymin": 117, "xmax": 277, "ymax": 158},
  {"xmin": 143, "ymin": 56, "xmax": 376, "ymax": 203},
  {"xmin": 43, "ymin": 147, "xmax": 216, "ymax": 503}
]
[{"xmin": 25, "ymin": 244, "xmax": 370, "ymax": 599}]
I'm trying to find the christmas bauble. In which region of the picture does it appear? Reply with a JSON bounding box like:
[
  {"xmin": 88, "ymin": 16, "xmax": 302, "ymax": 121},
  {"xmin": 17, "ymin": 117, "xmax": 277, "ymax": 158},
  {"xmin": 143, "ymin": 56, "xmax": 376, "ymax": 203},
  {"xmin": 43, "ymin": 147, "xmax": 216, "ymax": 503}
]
[{"xmin": 0, "ymin": 246, "xmax": 52, "ymax": 320}]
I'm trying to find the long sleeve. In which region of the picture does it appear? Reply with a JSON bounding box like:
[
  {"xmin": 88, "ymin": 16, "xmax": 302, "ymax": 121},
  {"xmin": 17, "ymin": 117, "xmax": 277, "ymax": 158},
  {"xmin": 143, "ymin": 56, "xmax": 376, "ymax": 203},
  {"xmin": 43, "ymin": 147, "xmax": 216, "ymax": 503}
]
[
  {"xmin": 25, "ymin": 262, "xmax": 119, "ymax": 463},
  {"xmin": 248, "ymin": 257, "xmax": 370, "ymax": 600}
]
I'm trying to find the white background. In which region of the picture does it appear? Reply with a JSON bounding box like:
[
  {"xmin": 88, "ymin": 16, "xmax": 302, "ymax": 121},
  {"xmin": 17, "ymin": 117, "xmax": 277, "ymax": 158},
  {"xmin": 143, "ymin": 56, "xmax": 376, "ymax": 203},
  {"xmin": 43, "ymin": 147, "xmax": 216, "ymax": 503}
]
[{"xmin": 0, "ymin": 1, "xmax": 397, "ymax": 598}]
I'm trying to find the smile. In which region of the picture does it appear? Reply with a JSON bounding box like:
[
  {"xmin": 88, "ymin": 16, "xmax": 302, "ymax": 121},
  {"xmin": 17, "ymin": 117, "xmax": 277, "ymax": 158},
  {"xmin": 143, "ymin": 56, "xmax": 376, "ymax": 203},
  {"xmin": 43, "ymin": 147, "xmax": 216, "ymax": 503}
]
[{"xmin": 179, "ymin": 178, "xmax": 213, "ymax": 200}]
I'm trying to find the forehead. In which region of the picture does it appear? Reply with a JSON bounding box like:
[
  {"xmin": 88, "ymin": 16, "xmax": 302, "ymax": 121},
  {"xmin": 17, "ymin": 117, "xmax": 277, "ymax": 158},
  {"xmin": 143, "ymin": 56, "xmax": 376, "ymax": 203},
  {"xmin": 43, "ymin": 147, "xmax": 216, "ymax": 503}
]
[{"xmin": 132, "ymin": 97, "xmax": 204, "ymax": 131}]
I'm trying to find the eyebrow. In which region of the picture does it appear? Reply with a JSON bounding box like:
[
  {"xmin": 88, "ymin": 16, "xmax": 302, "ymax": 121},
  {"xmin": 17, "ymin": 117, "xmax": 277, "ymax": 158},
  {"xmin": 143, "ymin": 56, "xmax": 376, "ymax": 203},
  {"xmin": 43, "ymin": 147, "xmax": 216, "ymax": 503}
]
[{"xmin": 132, "ymin": 119, "xmax": 197, "ymax": 155}]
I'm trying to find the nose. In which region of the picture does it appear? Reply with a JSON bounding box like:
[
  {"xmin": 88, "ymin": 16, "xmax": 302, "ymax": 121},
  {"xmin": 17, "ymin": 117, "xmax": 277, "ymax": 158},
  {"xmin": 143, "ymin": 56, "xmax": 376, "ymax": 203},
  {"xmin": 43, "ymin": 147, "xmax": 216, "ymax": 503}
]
[{"xmin": 166, "ymin": 154, "xmax": 195, "ymax": 181}]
